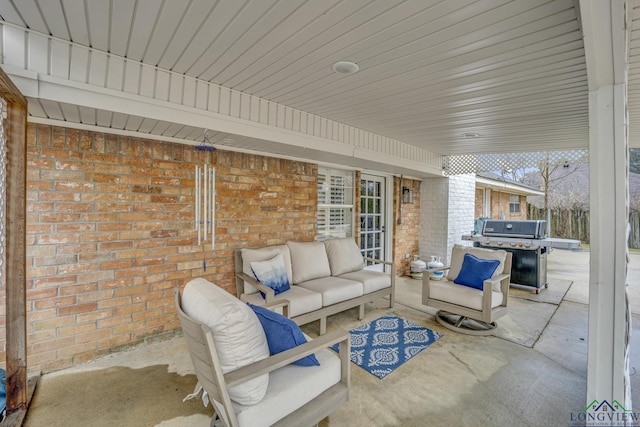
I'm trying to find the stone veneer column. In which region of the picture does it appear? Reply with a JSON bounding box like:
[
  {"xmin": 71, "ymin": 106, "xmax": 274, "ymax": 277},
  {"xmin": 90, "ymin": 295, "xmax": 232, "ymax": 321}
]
[{"xmin": 419, "ymin": 174, "xmax": 475, "ymax": 264}]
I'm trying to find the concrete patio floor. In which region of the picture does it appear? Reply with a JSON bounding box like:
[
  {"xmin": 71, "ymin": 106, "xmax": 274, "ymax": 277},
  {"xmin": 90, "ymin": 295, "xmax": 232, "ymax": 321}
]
[{"xmin": 21, "ymin": 248, "xmax": 640, "ymax": 426}]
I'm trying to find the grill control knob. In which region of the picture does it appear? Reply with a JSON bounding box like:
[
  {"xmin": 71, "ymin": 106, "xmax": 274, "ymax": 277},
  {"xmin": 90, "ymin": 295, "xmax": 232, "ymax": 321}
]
[
  {"xmin": 524, "ymin": 242, "xmax": 531, "ymax": 248},
  {"xmin": 497, "ymin": 241, "xmax": 503, "ymax": 246},
  {"xmin": 510, "ymin": 242, "xmax": 516, "ymax": 247},
  {"xmin": 518, "ymin": 242, "xmax": 523, "ymax": 247}
]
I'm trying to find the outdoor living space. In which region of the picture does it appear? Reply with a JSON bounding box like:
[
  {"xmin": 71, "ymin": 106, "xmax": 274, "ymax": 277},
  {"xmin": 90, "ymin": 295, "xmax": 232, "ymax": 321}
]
[{"xmin": 20, "ymin": 247, "xmax": 640, "ymax": 426}]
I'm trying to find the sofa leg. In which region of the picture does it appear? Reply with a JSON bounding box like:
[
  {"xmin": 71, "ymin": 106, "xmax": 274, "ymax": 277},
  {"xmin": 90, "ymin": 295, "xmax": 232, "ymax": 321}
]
[
  {"xmin": 319, "ymin": 317, "xmax": 327, "ymax": 335},
  {"xmin": 389, "ymin": 293, "xmax": 395, "ymax": 308},
  {"xmin": 358, "ymin": 304, "xmax": 365, "ymax": 320}
]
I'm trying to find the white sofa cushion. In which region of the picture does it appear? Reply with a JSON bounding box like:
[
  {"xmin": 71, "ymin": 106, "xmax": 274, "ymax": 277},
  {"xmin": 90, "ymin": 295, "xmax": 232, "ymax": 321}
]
[
  {"xmin": 339, "ymin": 270, "xmax": 390, "ymax": 294},
  {"xmin": 181, "ymin": 278, "xmax": 270, "ymax": 405},
  {"xmin": 241, "ymin": 285, "xmax": 323, "ymax": 318},
  {"xmin": 447, "ymin": 244, "xmax": 507, "ymax": 283},
  {"xmin": 216, "ymin": 347, "xmax": 341, "ymax": 427},
  {"xmin": 323, "ymin": 238, "xmax": 365, "ymax": 276},
  {"xmin": 429, "ymin": 280, "xmax": 504, "ymax": 311},
  {"xmin": 286, "ymin": 241, "xmax": 332, "ymax": 284},
  {"xmin": 241, "ymin": 245, "xmax": 293, "ymax": 294},
  {"xmin": 297, "ymin": 276, "xmax": 363, "ymax": 306}
]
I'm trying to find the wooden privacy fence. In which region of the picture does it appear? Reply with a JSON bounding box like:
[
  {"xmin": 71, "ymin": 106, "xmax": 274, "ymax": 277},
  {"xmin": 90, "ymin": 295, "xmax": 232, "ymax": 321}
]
[{"xmin": 528, "ymin": 206, "xmax": 640, "ymax": 248}]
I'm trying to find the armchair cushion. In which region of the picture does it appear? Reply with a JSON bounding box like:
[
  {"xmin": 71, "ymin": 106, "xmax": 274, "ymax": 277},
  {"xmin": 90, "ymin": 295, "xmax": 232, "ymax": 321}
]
[
  {"xmin": 323, "ymin": 238, "xmax": 365, "ymax": 276},
  {"xmin": 181, "ymin": 278, "xmax": 269, "ymax": 405},
  {"xmin": 454, "ymin": 253, "xmax": 500, "ymax": 290},
  {"xmin": 248, "ymin": 303, "xmax": 320, "ymax": 367},
  {"xmin": 250, "ymin": 253, "xmax": 291, "ymax": 297},
  {"xmin": 447, "ymin": 244, "xmax": 507, "ymax": 282}
]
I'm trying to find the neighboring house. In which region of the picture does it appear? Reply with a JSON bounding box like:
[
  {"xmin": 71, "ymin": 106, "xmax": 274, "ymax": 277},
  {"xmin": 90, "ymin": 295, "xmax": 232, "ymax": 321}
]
[{"xmin": 475, "ymin": 172, "xmax": 545, "ymax": 220}]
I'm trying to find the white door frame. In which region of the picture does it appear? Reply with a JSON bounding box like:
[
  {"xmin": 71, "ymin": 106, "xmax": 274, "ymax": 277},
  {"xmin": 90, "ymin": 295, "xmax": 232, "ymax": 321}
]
[{"xmin": 360, "ymin": 172, "xmax": 393, "ymax": 269}]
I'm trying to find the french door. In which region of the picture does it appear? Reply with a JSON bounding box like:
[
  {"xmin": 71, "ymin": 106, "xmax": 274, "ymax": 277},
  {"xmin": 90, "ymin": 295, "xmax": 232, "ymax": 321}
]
[{"xmin": 360, "ymin": 174, "xmax": 388, "ymax": 271}]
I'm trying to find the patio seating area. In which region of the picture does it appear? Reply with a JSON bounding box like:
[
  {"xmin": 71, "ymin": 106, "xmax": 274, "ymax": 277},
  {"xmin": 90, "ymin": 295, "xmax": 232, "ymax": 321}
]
[{"xmin": 21, "ymin": 248, "xmax": 640, "ymax": 426}]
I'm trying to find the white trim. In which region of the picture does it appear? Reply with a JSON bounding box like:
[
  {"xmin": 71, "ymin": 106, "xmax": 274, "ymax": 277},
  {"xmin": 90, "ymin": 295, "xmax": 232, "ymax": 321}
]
[{"xmin": 475, "ymin": 176, "xmax": 545, "ymax": 196}]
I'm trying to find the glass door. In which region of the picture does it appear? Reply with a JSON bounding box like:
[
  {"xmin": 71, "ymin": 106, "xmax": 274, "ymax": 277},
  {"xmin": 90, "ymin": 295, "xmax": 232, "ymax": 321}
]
[{"xmin": 360, "ymin": 174, "xmax": 386, "ymax": 271}]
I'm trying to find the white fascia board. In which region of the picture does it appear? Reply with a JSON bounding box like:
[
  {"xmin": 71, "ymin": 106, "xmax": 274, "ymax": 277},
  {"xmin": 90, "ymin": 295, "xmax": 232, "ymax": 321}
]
[
  {"xmin": 34, "ymin": 73, "xmax": 355, "ymax": 157},
  {"xmin": 475, "ymin": 176, "xmax": 545, "ymax": 196},
  {"xmin": 353, "ymin": 147, "xmax": 443, "ymax": 177}
]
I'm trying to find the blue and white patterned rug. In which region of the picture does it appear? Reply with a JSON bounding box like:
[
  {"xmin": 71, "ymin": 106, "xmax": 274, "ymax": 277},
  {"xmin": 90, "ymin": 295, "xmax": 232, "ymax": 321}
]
[{"xmin": 333, "ymin": 315, "xmax": 443, "ymax": 379}]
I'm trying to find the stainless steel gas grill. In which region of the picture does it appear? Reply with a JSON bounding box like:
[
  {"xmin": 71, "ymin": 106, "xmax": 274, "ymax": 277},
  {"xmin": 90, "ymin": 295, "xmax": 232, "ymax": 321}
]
[{"xmin": 474, "ymin": 220, "xmax": 549, "ymax": 294}]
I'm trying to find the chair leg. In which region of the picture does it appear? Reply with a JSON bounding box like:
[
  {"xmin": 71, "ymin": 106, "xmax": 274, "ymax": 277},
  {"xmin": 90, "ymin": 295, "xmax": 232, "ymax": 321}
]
[
  {"xmin": 319, "ymin": 317, "xmax": 327, "ymax": 335},
  {"xmin": 358, "ymin": 304, "xmax": 365, "ymax": 320}
]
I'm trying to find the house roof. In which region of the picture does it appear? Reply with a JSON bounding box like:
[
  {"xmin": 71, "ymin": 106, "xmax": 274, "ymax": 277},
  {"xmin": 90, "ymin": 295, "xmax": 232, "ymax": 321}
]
[
  {"xmin": 0, "ymin": 1, "xmax": 635, "ymax": 177},
  {"xmin": 475, "ymin": 172, "xmax": 545, "ymax": 196}
]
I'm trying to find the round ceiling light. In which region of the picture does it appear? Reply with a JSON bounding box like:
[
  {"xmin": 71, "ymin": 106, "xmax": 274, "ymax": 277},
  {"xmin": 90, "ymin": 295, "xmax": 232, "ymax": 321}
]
[
  {"xmin": 332, "ymin": 61, "xmax": 359, "ymax": 75},
  {"xmin": 461, "ymin": 132, "xmax": 480, "ymax": 138}
]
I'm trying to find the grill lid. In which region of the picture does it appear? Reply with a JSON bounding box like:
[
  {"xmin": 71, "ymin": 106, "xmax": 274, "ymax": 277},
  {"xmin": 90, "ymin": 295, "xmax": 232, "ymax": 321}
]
[{"xmin": 482, "ymin": 220, "xmax": 547, "ymax": 239}]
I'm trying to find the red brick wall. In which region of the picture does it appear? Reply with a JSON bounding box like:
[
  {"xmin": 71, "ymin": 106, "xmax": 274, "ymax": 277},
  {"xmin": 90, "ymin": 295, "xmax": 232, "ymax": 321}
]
[
  {"xmin": 489, "ymin": 191, "xmax": 527, "ymax": 220},
  {"xmin": 3, "ymin": 123, "xmax": 317, "ymax": 373},
  {"xmin": 392, "ymin": 177, "xmax": 421, "ymax": 276}
]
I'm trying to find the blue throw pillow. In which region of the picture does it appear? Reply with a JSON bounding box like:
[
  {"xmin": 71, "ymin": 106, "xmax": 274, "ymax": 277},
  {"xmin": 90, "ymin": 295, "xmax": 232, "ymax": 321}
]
[
  {"xmin": 454, "ymin": 253, "xmax": 501, "ymax": 290},
  {"xmin": 248, "ymin": 303, "xmax": 320, "ymax": 367},
  {"xmin": 250, "ymin": 253, "xmax": 291, "ymax": 298}
]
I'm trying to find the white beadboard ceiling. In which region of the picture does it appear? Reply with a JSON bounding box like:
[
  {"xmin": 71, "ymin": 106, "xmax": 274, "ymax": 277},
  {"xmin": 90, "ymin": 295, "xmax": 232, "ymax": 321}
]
[{"xmin": 0, "ymin": 0, "xmax": 636, "ymax": 162}]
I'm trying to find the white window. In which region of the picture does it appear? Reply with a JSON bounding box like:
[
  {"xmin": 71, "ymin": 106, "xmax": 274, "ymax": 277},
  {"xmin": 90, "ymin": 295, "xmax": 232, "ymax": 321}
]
[
  {"xmin": 317, "ymin": 168, "xmax": 354, "ymax": 240},
  {"xmin": 509, "ymin": 194, "xmax": 521, "ymax": 213}
]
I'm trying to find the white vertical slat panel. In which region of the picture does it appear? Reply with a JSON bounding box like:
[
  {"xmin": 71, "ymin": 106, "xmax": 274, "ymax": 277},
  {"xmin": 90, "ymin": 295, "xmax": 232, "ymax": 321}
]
[
  {"xmin": 12, "ymin": 0, "xmax": 48, "ymax": 34},
  {"xmin": 229, "ymin": 90, "xmax": 241, "ymax": 118},
  {"xmin": 276, "ymin": 104, "xmax": 285, "ymax": 128},
  {"xmin": 163, "ymin": 123, "xmax": 184, "ymax": 137},
  {"xmin": 259, "ymin": 99, "xmax": 269, "ymax": 124},
  {"xmin": 240, "ymin": 93, "xmax": 251, "ymax": 120},
  {"xmin": 183, "ymin": 77, "xmax": 197, "ymax": 108},
  {"xmin": 300, "ymin": 112, "xmax": 308, "ymax": 134},
  {"xmin": 59, "ymin": 103, "xmax": 81, "ymax": 123},
  {"xmin": 207, "ymin": 85, "xmax": 220, "ymax": 113},
  {"xmin": 292, "ymin": 110, "xmax": 300, "ymax": 132},
  {"xmin": 62, "ymin": 0, "xmax": 90, "ymax": 46},
  {"xmin": 155, "ymin": 69, "xmax": 170, "ymax": 101},
  {"xmin": 36, "ymin": 1, "xmax": 69, "ymax": 39},
  {"xmin": 319, "ymin": 118, "xmax": 326, "ymax": 138},
  {"xmin": 39, "ymin": 99, "xmax": 65, "ymax": 120},
  {"xmin": 78, "ymin": 106, "xmax": 96, "ymax": 125},
  {"xmin": 150, "ymin": 120, "xmax": 171, "ymax": 135},
  {"xmin": 284, "ymin": 107, "xmax": 293, "ymax": 130},
  {"xmin": 169, "ymin": 73, "xmax": 183, "ymax": 104},
  {"xmin": 195, "ymin": 81, "xmax": 209, "ymax": 109},
  {"xmin": 111, "ymin": 112, "xmax": 128, "ymax": 129},
  {"xmin": 138, "ymin": 118, "xmax": 157, "ymax": 133},
  {"xmin": 86, "ymin": 0, "xmax": 109, "ymax": 51},
  {"xmin": 127, "ymin": 0, "xmax": 163, "ymax": 60},
  {"xmin": 338, "ymin": 124, "xmax": 344, "ymax": 142},
  {"xmin": 313, "ymin": 116, "xmax": 321, "ymax": 137},
  {"xmin": 27, "ymin": 98, "xmax": 47, "ymax": 117},
  {"xmin": 110, "ymin": 1, "xmax": 135, "ymax": 57},
  {"xmin": 3, "ymin": 25, "xmax": 26, "ymax": 68},
  {"xmin": 69, "ymin": 46, "xmax": 89, "ymax": 82},
  {"xmin": 219, "ymin": 87, "xmax": 231, "ymax": 116},
  {"xmin": 27, "ymin": 32, "xmax": 48, "ymax": 73},
  {"xmin": 174, "ymin": 125, "xmax": 197, "ymax": 139},
  {"xmin": 50, "ymin": 40, "xmax": 70, "ymax": 79},
  {"xmin": 88, "ymin": 51, "xmax": 108, "ymax": 86},
  {"xmin": 124, "ymin": 115, "xmax": 144, "ymax": 131},
  {"xmin": 250, "ymin": 96, "xmax": 260, "ymax": 122},
  {"xmin": 268, "ymin": 102, "xmax": 277, "ymax": 127},
  {"xmin": 123, "ymin": 61, "xmax": 141, "ymax": 94},
  {"xmin": 106, "ymin": 56, "xmax": 125, "ymax": 90},
  {"xmin": 96, "ymin": 110, "xmax": 112, "ymax": 127},
  {"xmin": 139, "ymin": 64, "xmax": 156, "ymax": 97}
]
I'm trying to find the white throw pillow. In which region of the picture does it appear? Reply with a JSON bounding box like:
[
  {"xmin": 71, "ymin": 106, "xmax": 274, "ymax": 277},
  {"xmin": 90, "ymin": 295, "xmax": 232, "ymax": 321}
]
[
  {"xmin": 286, "ymin": 241, "xmax": 332, "ymax": 284},
  {"xmin": 323, "ymin": 238, "xmax": 364, "ymax": 276},
  {"xmin": 241, "ymin": 245, "xmax": 293, "ymax": 294},
  {"xmin": 181, "ymin": 278, "xmax": 270, "ymax": 405}
]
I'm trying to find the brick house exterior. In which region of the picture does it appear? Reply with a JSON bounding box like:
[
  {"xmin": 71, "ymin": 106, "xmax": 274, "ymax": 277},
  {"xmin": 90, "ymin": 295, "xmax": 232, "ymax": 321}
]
[{"xmin": 474, "ymin": 172, "xmax": 544, "ymax": 221}]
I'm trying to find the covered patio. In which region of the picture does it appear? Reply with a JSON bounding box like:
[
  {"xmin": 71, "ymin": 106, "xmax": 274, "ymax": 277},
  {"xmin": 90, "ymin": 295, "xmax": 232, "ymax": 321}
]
[
  {"xmin": 0, "ymin": 0, "xmax": 635, "ymax": 425},
  {"xmin": 19, "ymin": 248, "xmax": 640, "ymax": 426}
]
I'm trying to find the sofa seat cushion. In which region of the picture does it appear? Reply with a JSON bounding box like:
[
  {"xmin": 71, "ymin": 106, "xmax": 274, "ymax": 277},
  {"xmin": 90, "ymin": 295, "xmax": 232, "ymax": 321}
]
[
  {"xmin": 429, "ymin": 280, "xmax": 503, "ymax": 311},
  {"xmin": 241, "ymin": 286, "xmax": 323, "ymax": 318},
  {"xmin": 286, "ymin": 241, "xmax": 332, "ymax": 284},
  {"xmin": 338, "ymin": 270, "xmax": 390, "ymax": 294},
  {"xmin": 241, "ymin": 246, "xmax": 293, "ymax": 294},
  {"xmin": 323, "ymin": 238, "xmax": 364, "ymax": 276},
  {"xmin": 297, "ymin": 276, "xmax": 364, "ymax": 306},
  {"xmin": 181, "ymin": 278, "xmax": 270, "ymax": 405},
  {"xmin": 226, "ymin": 347, "xmax": 341, "ymax": 427}
]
